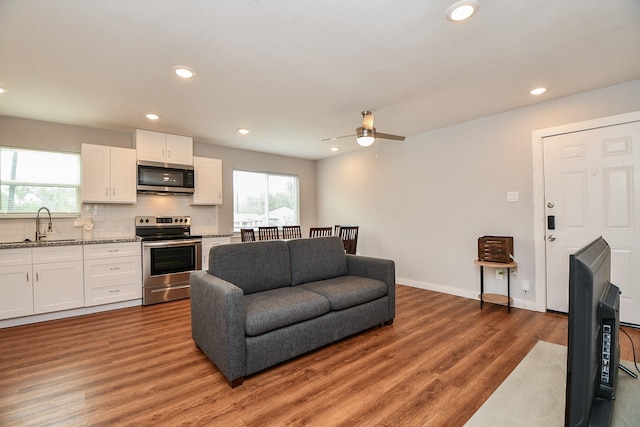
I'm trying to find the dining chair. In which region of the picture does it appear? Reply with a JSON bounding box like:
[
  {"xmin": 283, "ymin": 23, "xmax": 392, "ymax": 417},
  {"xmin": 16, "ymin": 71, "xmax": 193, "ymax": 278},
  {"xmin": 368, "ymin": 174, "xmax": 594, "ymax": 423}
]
[
  {"xmin": 258, "ymin": 226, "xmax": 280, "ymax": 240},
  {"xmin": 282, "ymin": 225, "xmax": 302, "ymax": 239},
  {"xmin": 309, "ymin": 227, "xmax": 333, "ymax": 238},
  {"xmin": 240, "ymin": 228, "xmax": 256, "ymax": 242},
  {"xmin": 338, "ymin": 225, "xmax": 359, "ymax": 254}
]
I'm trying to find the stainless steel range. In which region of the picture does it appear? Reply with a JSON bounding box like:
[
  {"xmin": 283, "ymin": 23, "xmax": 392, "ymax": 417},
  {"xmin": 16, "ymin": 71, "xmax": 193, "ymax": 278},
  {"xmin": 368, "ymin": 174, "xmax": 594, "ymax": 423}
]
[{"xmin": 136, "ymin": 216, "xmax": 202, "ymax": 305}]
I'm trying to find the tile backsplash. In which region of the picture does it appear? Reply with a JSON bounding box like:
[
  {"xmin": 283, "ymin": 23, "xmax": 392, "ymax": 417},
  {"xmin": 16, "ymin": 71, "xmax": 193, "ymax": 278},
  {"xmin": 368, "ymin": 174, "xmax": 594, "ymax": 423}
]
[{"xmin": 0, "ymin": 194, "xmax": 219, "ymax": 243}]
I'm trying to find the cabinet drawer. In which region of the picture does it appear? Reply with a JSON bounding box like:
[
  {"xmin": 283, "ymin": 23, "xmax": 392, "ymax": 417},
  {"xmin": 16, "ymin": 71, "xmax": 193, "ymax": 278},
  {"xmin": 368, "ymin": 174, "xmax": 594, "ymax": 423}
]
[
  {"xmin": 85, "ymin": 282, "xmax": 142, "ymax": 306},
  {"xmin": 32, "ymin": 245, "xmax": 83, "ymax": 264},
  {"xmin": 84, "ymin": 256, "xmax": 141, "ymax": 287},
  {"xmin": 0, "ymin": 248, "xmax": 32, "ymax": 267},
  {"xmin": 83, "ymin": 242, "xmax": 141, "ymax": 260}
]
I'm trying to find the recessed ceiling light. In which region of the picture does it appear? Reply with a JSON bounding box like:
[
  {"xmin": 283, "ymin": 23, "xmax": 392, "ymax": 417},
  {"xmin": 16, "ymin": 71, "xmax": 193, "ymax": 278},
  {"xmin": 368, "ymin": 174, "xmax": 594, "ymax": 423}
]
[
  {"xmin": 238, "ymin": 128, "xmax": 250, "ymax": 135},
  {"xmin": 330, "ymin": 147, "xmax": 340, "ymax": 152},
  {"xmin": 0, "ymin": 87, "xmax": 7, "ymax": 94},
  {"xmin": 446, "ymin": 0, "xmax": 479, "ymax": 22},
  {"xmin": 146, "ymin": 113, "xmax": 160, "ymax": 120},
  {"xmin": 530, "ymin": 87, "xmax": 547, "ymax": 95},
  {"xmin": 173, "ymin": 65, "xmax": 196, "ymax": 79}
]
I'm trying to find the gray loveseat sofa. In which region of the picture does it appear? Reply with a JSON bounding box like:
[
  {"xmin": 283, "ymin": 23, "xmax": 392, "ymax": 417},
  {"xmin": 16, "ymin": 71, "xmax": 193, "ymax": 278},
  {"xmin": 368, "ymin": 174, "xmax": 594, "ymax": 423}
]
[{"xmin": 190, "ymin": 236, "xmax": 395, "ymax": 387}]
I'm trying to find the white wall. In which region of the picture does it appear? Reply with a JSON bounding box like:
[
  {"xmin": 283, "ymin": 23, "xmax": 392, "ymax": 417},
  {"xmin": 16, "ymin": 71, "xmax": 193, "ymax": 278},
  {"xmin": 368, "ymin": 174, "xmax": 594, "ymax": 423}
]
[{"xmin": 316, "ymin": 79, "xmax": 640, "ymax": 310}]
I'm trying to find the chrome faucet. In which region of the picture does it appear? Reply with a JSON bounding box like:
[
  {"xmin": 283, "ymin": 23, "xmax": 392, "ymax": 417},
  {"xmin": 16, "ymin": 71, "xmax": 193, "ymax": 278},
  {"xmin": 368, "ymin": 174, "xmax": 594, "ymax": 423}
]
[{"xmin": 35, "ymin": 207, "xmax": 53, "ymax": 241}]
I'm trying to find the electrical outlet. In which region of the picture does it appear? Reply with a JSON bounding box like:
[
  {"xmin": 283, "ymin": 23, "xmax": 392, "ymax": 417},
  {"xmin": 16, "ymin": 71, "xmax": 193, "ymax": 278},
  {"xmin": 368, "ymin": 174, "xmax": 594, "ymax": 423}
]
[
  {"xmin": 522, "ymin": 280, "xmax": 530, "ymax": 292},
  {"xmin": 496, "ymin": 270, "xmax": 504, "ymax": 280}
]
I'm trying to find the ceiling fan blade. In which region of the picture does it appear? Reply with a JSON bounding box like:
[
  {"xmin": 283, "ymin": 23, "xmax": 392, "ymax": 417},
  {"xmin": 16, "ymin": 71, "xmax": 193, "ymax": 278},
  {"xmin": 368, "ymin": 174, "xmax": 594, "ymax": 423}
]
[
  {"xmin": 361, "ymin": 111, "xmax": 374, "ymax": 130},
  {"xmin": 321, "ymin": 134, "xmax": 355, "ymax": 141},
  {"xmin": 376, "ymin": 132, "xmax": 405, "ymax": 141}
]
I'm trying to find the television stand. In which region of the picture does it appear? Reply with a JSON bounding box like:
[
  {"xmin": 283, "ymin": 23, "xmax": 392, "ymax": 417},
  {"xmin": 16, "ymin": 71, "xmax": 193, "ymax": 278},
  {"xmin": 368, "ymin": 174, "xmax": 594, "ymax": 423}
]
[{"xmin": 619, "ymin": 364, "xmax": 638, "ymax": 378}]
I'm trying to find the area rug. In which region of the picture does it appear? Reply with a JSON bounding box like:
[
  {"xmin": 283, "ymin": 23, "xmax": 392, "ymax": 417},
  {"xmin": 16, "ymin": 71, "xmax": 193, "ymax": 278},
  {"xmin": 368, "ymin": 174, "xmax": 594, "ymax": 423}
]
[{"xmin": 464, "ymin": 341, "xmax": 640, "ymax": 427}]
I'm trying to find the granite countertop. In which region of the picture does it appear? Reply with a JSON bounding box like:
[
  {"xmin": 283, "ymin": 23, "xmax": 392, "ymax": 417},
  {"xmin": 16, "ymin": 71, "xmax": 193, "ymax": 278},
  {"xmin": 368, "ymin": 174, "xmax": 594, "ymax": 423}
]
[
  {"xmin": 200, "ymin": 233, "xmax": 233, "ymax": 238},
  {"xmin": 0, "ymin": 236, "xmax": 141, "ymax": 249},
  {"xmin": 0, "ymin": 234, "xmax": 232, "ymax": 249}
]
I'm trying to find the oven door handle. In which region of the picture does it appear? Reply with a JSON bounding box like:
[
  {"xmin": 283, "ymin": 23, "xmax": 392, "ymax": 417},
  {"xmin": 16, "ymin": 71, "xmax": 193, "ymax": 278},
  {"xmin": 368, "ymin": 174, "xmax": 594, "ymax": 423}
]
[{"xmin": 142, "ymin": 239, "xmax": 202, "ymax": 248}]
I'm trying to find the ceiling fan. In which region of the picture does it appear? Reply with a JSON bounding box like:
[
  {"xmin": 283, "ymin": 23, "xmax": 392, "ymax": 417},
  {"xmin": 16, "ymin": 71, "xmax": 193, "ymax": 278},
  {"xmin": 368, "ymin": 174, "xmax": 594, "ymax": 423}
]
[{"xmin": 322, "ymin": 111, "xmax": 405, "ymax": 147}]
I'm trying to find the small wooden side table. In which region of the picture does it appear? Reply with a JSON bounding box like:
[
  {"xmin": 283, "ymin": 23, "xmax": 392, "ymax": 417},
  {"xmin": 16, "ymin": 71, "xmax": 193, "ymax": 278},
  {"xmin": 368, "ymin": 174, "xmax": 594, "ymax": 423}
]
[{"xmin": 474, "ymin": 259, "xmax": 517, "ymax": 313}]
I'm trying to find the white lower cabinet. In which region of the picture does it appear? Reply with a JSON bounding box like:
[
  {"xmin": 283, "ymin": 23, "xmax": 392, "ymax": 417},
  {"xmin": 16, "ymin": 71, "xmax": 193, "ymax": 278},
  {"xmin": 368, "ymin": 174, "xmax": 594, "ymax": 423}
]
[
  {"xmin": 32, "ymin": 246, "xmax": 84, "ymax": 314},
  {"xmin": 84, "ymin": 242, "xmax": 141, "ymax": 306},
  {"xmin": 0, "ymin": 249, "xmax": 33, "ymax": 320},
  {"xmin": 0, "ymin": 241, "xmax": 143, "ymax": 322},
  {"xmin": 202, "ymin": 237, "xmax": 230, "ymax": 270}
]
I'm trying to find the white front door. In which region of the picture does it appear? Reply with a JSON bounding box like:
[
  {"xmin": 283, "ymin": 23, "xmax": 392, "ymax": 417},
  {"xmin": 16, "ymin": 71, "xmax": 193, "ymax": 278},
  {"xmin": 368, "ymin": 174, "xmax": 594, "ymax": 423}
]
[{"xmin": 543, "ymin": 121, "xmax": 640, "ymax": 324}]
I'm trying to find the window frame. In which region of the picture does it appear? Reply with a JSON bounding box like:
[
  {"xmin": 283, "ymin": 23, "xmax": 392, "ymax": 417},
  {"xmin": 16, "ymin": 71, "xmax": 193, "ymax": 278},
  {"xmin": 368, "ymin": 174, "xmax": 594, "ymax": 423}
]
[
  {"xmin": 232, "ymin": 169, "xmax": 300, "ymax": 232},
  {"xmin": 0, "ymin": 146, "xmax": 81, "ymax": 217}
]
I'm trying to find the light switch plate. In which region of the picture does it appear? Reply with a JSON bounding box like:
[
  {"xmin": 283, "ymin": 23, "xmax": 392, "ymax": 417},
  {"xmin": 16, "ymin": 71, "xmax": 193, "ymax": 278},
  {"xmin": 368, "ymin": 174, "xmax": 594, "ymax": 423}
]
[{"xmin": 507, "ymin": 191, "xmax": 519, "ymax": 202}]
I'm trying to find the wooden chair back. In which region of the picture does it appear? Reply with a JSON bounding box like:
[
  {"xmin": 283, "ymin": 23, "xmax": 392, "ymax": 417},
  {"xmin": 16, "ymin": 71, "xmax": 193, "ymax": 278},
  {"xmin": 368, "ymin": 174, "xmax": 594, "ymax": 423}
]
[
  {"xmin": 282, "ymin": 225, "xmax": 302, "ymax": 239},
  {"xmin": 309, "ymin": 227, "xmax": 333, "ymax": 238},
  {"xmin": 240, "ymin": 228, "xmax": 256, "ymax": 242},
  {"xmin": 258, "ymin": 226, "xmax": 280, "ymax": 240},
  {"xmin": 338, "ymin": 226, "xmax": 359, "ymax": 254}
]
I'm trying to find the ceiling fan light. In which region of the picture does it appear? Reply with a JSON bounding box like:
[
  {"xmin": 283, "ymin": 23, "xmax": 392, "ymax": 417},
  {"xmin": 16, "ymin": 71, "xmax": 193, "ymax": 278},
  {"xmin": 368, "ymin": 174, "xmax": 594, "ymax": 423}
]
[
  {"xmin": 357, "ymin": 137, "xmax": 375, "ymax": 147},
  {"xmin": 356, "ymin": 127, "xmax": 376, "ymax": 147}
]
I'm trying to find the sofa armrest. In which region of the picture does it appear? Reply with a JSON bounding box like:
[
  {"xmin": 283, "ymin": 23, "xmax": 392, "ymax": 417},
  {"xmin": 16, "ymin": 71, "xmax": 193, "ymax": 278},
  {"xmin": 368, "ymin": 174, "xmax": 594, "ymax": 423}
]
[
  {"xmin": 190, "ymin": 270, "xmax": 246, "ymax": 384},
  {"xmin": 346, "ymin": 255, "xmax": 396, "ymax": 320}
]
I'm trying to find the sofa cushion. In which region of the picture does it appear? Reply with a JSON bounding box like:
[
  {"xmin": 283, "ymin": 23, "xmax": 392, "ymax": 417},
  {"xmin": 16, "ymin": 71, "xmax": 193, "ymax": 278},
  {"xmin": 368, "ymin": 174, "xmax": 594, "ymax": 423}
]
[
  {"xmin": 209, "ymin": 240, "xmax": 291, "ymax": 295},
  {"xmin": 287, "ymin": 236, "xmax": 348, "ymax": 286},
  {"xmin": 244, "ymin": 287, "xmax": 330, "ymax": 336},
  {"xmin": 299, "ymin": 276, "xmax": 387, "ymax": 311}
]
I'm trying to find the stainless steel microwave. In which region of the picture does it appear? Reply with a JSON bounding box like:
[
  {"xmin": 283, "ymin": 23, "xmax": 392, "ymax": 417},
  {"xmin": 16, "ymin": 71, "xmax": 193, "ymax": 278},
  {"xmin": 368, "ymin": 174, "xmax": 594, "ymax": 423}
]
[{"xmin": 137, "ymin": 160, "xmax": 195, "ymax": 194}]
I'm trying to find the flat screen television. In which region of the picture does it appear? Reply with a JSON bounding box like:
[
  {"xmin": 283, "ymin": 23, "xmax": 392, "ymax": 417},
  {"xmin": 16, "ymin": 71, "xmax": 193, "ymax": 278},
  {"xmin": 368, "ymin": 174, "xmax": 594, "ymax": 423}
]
[{"xmin": 565, "ymin": 237, "xmax": 620, "ymax": 427}]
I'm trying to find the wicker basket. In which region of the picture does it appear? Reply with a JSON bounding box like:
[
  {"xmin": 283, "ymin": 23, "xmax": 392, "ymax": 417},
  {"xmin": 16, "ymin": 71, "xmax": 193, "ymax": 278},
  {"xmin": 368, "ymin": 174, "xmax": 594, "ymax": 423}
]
[{"xmin": 478, "ymin": 236, "xmax": 513, "ymax": 263}]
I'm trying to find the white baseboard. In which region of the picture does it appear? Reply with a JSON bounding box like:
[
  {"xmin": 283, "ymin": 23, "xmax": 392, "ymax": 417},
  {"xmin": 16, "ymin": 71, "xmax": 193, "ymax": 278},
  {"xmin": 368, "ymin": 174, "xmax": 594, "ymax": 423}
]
[
  {"xmin": 0, "ymin": 299, "xmax": 142, "ymax": 329},
  {"xmin": 398, "ymin": 278, "xmax": 539, "ymax": 312}
]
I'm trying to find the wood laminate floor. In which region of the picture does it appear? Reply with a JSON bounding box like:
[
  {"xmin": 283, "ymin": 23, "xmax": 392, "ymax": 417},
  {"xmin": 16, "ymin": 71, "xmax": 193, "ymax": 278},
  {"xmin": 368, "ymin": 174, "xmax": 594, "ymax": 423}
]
[{"xmin": 1, "ymin": 285, "xmax": 639, "ymax": 426}]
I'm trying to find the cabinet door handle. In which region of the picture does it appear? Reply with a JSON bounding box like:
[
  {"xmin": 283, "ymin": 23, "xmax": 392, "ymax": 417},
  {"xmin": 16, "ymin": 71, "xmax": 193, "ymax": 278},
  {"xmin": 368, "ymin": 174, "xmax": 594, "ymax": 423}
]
[
  {"xmin": 26, "ymin": 272, "xmax": 29, "ymax": 282},
  {"xmin": 109, "ymin": 289, "xmax": 120, "ymax": 293},
  {"xmin": 109, "ymin": 267, "xmax": 120, "ymax": 271},
  {"xmin": 105, "ymin": 187, "xmax": 109, "ymax": 196},
  {"xmin": 112, "ymin": 188, "xmax": 116, "ymax": 196}
]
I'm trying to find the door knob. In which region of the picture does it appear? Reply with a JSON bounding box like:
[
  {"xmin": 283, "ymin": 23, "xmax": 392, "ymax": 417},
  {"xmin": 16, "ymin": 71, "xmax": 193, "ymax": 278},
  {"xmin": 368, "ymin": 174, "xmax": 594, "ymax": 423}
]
[
  {"xmin": 547, "ymin": 202, "xmax": 554, "ymax": 208},
  {"xmin": 548, "ymin": 235, "xmax": 556, "ymax": 242}
]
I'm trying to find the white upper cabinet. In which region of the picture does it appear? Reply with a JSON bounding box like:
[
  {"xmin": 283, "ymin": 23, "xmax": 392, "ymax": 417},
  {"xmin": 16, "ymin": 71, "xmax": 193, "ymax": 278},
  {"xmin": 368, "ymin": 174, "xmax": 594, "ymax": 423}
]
[
  {"xmin": 81, "ymin": 143, "xmax": 137, "ymax": 203},
  {"xmin": 135, "ymin": 129, "xmax": 193, "ymax": 165},
  {"xmin": 192, "ymin": 156, "xmax": 223, "ymax": 205}
]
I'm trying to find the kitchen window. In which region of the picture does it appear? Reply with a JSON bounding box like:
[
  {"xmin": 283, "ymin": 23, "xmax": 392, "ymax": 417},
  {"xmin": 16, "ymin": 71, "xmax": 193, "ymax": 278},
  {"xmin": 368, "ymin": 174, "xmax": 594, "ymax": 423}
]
[
  {"xmin": 233, "ymin": 170, "xmax": 299, "ymax": 231},
  {"xmin": 0, "ymin": 147, "xmax": 81, "ymax": 214}
]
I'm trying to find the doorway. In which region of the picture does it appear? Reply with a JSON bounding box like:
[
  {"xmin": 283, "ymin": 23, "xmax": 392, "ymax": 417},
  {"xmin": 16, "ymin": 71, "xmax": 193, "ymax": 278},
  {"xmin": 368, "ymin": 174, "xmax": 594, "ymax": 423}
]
[{"xmin": 532, "ymin": 112, "xmax": 640, "ymax": 325}]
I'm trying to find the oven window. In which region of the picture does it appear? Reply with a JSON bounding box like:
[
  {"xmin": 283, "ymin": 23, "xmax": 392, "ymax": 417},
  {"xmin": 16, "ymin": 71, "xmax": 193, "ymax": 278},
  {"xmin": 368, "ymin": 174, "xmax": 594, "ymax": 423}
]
[{"xmin": 150, "ymin": 245, "xmax": 197, "ymax": 275}]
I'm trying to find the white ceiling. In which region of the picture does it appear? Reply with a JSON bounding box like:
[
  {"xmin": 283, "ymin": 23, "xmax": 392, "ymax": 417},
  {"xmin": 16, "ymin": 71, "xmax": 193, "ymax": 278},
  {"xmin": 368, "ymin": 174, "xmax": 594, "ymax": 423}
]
[{"xmin": 1, "ymin": 0, "xmax": 639, "ymax": 160}]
